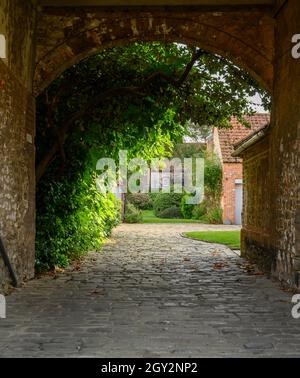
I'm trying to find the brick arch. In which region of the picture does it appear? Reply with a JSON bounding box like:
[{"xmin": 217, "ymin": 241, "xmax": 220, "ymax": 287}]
[{"xmin": 34, "ymin": 7, "xmax": 275, "ymax": 95}]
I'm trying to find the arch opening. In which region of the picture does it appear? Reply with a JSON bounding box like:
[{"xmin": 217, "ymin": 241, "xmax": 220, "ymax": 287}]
[{"xmin": 37, "ymin": 43, "xmax": 270, "ymax": 272}]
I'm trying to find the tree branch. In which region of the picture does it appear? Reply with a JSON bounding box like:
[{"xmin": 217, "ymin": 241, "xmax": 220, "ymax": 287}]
[{"xmin": 36, "ymin": 49, "xmax": 204, "ymax": 184}]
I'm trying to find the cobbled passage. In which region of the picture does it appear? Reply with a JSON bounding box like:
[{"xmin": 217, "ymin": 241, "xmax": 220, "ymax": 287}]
[{"xmin": 0, "ymin": 223, "xmax": 300, "ymax": 358}]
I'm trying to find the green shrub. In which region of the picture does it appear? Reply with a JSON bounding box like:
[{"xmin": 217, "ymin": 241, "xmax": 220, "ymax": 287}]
[
  {"xmin": 36, "ymin": 174, "xmax": 121, "ymax": 272},
  {"xmin": 206, "ymin": 207, "xmax": 223, "ymax": 224},
  {"xmin": 180, "ymin": 195, "xmax": 195, "ymax": 219},
  {"xmin": 158, "ymin": 206, "xmax": 182, "ymax": 219},
  {"xmin": 127, "ymin": 193, "xmax": 153, "ymax": 210},
  {"xmin": 149, "ymin": 192, "xmax": 158, "ymax": 206},
  {"xmin": 124, "ymin": 203, "xmax": 143, "ymax": 223},
  {"xmin": 153, "ymin": 192, "xmax": 184, "ymax": 217},
  {"xmin": 204, "ymin": 153, "xmax": 222, "ymax": 196},
  {"xmin": 192, "ymin": 202, "xmax": 207, "ymax": 220}
]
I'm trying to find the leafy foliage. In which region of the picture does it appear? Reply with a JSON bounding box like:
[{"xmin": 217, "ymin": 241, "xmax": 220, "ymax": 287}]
[
  {"xmin": 124, "ymin": 203, "xmax": 143, "ymax": 224},
  {"xmin": 176, "ymin": 152, "xmax": 223, "ymax": 223},
  {"xmin": 36, "ymin": 177, "xmax": 121, "ymax": 271},
  {"xmin": 205, "ymin": 207, "xmax": 223, "ymax": 224},
  {"xmin": 158, "ymin": 206, "xmax": 182, "ymax": 219},
  {"xmin": 126, "ymin": 193, "xmax": 153, "ymax": 210},
  {"xmin": 180, "ymin": 195, "xmax": 195, "ymax": 219},
  {"xmin": 204, "ymin": 152, "xmax": 223, "ymax": 199},
  {"xmin": 152, "ymin": 193, "xmax": 184, "ymax": 217},
  {"xmin": 36, "ymin": 41, "xmax": 269, "ymax": 270},
  {"xmin": 192, "ymin": 202, "xmax": 206, "ymax": 220}
]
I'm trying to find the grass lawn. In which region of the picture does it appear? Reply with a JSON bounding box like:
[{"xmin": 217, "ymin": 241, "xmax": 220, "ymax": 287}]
[
  {"xmin": 141, "ymin": 210, "xmax": 205, "ymax": 224},
  {"xmin": 183, "ymin": 231, "xmax": 241, "ymax": 250}
]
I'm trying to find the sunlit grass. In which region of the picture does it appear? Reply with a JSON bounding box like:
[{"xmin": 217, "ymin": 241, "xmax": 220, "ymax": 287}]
[
  {"xmin": 141, "ymin": 210, "xmax": 204, "ymax": 224},
  {"xmin": 183, "ymin": 231, "xmax": 241, "ymax": 250}
]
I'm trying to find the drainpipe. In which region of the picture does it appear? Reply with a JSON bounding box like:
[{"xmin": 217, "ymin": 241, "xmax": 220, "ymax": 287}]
[{"xmin": 0, "ymin": 237, "xmax": 18, "ymax": 288}]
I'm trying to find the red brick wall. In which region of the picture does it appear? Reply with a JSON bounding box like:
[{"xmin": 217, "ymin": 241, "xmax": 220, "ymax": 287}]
[{"xmin": 222, "ymin": 163, "xmax": 243, "ymax": 225}]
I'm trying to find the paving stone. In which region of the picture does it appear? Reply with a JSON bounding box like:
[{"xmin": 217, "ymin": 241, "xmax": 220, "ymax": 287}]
[{"xmin": 0, "ymin": 223, "xmax": 300, "ymax": 357}]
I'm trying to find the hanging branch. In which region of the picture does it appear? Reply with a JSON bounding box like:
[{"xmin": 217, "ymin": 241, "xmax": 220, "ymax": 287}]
[{"xmin": 36, "ymin": 49, "xmax": 204, "ymax": 184}]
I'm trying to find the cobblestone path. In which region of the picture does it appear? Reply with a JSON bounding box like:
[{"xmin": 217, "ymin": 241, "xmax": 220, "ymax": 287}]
[{"xmin": 0, "ymin": 223, "xmax": 299, "ymax": 358}]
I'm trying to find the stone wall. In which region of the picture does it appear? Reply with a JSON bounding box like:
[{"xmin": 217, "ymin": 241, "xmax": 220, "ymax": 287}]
[
  {"xmin": 0, "ymin": 0, "xmax": 36, "ymax": 289},
  {"xmin": 0, "ymin": 0, "xmax": 37, "ymax": 90},
  {"xmin": 240, "ymin": 0, "xmax": 300, "ymax": 288},
  {"xmin": 0, "ymin": 0, "xmax": 299, "ymax": 290},
  {"xmin": 240, "ymin": 135, "xmax": 275, "ymax": 273},
  {"xmin": 270, "ymin": 0, "xmax": 300, "ymax": 286},
  {"xmin": 34, "ymin": 6, "xmax": 274, "ymax": 95}
]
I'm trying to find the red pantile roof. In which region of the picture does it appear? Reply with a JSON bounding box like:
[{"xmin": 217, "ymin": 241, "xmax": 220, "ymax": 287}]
[{"xmin": 218, "ymin": 114, "xmax": 270, "ymax": 163}]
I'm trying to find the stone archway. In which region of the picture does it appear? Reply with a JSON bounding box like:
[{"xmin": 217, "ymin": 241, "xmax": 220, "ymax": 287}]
[
  {"xmin": 34, "ymin": 6, "xmax": 275, "ymax": 95},
  {"xmin": 1, "ymin": 0, "xmax": 300, "ymax": 291}
]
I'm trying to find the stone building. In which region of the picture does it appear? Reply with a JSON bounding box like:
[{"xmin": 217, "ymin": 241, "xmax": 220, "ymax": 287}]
[{"xmin": 233, "ymin": 121, "xmax": 299, "ymax": 283}]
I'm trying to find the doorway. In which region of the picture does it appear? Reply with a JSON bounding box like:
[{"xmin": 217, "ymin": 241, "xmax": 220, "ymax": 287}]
[{"xmin": 235, "ymin": 180, "xmax": 243, "ymax": 225}]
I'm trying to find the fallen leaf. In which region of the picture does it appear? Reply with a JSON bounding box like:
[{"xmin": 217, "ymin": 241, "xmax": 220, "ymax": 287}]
[
  {"xmin": 213, "ymin": 262, "xmax": 229, "ymax": 270},
  {"xmin": 90, "ymin": 288, "xmax": 105, "ymax": 295}
]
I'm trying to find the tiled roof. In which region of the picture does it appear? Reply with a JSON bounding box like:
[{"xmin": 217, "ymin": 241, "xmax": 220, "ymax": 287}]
[
  {"xmin": 218, "ymin": 114, "xmax": 270, "ymax": 163},
  {"xmin": 234, "ymin": 123, "xmax": 270, "ymax": 151}
]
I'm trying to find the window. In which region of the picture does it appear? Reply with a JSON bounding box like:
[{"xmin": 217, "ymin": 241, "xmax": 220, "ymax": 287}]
[{"xmin": 0, "ymin": 34, "xmax": 6, "ymax": 59}]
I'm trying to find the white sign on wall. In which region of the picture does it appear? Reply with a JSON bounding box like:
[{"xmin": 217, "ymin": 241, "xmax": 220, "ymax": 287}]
[{"xmin": 0, "ymin": 34, "xmax": 6, "ymax": 59}]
